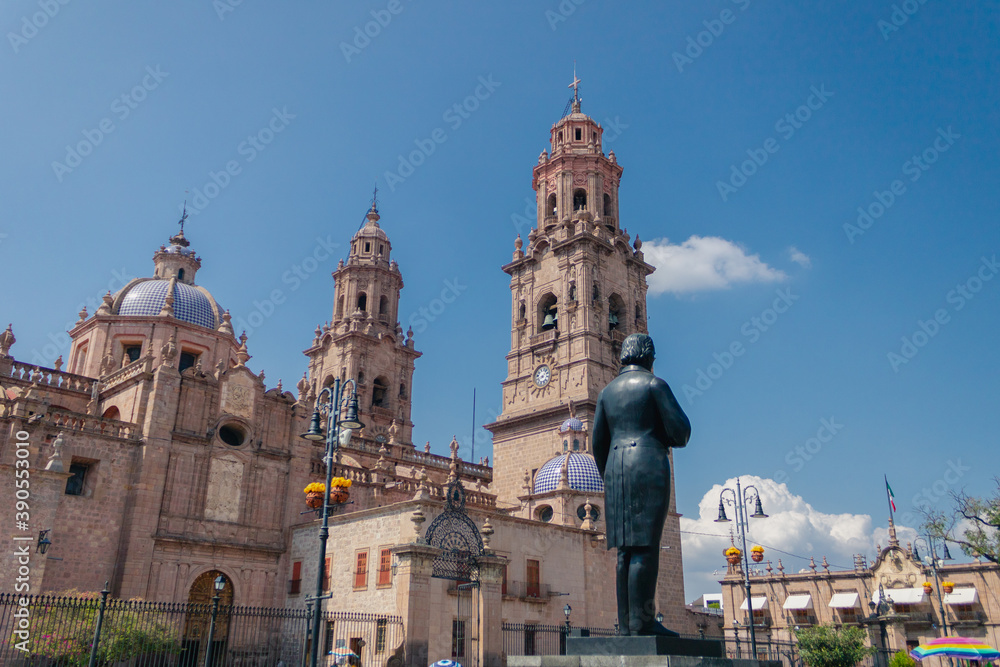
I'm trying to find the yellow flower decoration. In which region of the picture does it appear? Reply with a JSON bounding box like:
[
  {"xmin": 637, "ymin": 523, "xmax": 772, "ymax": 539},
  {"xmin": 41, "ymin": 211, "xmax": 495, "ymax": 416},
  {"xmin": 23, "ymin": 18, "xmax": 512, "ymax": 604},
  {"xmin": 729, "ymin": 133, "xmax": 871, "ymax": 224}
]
[
  {"xmin": 751, "ymin": 546, "xmax": 764, "ymax": 553},
  {"xmin": 331, "ymin": 476, "xmax": 353, "ymax": 488},
  {"xmin": 725, "ymin": 547, "xmax": 741, "ymax": 556},
  {"xmin": 304, "ymin": 482, "xmax": 325, "ymax": 494}
]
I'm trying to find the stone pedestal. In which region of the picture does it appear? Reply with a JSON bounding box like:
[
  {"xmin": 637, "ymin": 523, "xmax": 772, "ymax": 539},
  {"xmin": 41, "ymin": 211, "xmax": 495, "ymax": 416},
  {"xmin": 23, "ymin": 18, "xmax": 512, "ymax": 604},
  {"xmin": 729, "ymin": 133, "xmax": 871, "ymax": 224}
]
[
  {"xmin": 568, "ymin": 636, "xmax": 724, "ymax": 657},
  {"xmin": 391, "ymin": 542, "xmax": 442, "ymax": 667}
]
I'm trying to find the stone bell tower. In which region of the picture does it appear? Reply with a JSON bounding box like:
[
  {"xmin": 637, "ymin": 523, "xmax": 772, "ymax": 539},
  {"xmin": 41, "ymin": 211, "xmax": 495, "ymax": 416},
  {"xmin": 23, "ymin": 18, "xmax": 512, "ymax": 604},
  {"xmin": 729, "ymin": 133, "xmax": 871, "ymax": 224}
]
[
  {"xmin": 304, "ymin": 202, "xmax": 421, "ymax": 446},
  {"xmin": 485, "ymin": 85, "xmax": 656, "ymax": 505}
]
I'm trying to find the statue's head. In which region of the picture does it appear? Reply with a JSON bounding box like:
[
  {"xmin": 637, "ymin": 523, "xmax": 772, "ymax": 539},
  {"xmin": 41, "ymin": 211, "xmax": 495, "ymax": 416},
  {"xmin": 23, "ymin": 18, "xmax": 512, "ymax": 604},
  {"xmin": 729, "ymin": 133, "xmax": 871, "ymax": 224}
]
[{"xmin": 620, "ymin": 334, "xmax": 655, "ymax": 370}]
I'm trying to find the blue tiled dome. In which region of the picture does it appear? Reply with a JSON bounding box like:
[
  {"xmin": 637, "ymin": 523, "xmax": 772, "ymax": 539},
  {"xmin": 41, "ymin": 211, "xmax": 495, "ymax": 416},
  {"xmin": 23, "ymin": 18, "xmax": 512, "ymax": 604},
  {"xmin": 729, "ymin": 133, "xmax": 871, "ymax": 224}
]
[
  {"xmin": 560, "ymin": 417, "xmax": 584, "ymax": 432},
  {"xmin": 532, "ymin": 453, "xmax": 604, "ymax": 495},
  {"xmin": 118, "ymin": 280, "xmax": 220, "ymax": 329}
]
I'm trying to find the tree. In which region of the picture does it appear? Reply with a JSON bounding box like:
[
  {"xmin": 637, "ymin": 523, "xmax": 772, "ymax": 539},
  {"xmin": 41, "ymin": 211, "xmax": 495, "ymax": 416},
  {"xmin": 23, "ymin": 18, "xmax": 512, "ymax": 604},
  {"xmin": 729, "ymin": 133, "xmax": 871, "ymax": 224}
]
[
  {"xmin": 889, "ymin": 650, "xmax": 917, "ymax": 667},
  {"xmin": 795, "ymin": 625, "xmax": 877, "ymax": 667},
  {"xmin": 924, "ymin": 477, "xmax": 1000, "ymax": 564}
]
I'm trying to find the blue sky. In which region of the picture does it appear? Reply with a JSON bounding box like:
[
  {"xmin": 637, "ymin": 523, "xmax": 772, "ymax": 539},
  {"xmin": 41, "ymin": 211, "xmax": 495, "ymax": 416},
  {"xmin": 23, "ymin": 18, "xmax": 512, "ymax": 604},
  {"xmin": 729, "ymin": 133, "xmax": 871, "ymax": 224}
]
[{"xmin": 2, "ymin": 2, "xmax": 998, "ymax": 597}]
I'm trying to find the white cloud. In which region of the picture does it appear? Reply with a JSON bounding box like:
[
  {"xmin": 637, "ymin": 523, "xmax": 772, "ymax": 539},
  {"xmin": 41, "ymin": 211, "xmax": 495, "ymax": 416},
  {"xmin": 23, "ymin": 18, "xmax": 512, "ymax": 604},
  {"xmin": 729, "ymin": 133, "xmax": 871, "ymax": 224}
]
[
  {"xmin": 679, "ymin": 476, "xmax": 916, "ymax": 602},
  {"xmin": 643, "ymin": 236, "xmax": 786, "ymax": 295},
  {"xmin": 788, "ymin": 246, "xmax": 812, "ymax": 268}
]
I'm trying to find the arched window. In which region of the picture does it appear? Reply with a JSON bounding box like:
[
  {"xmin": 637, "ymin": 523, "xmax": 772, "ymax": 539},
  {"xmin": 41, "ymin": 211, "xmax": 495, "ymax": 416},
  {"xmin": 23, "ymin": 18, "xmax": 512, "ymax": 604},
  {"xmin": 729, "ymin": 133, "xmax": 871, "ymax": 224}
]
[
  {"xmin": 609, "ymin": 294, "xmax": 625, "ymax": 333},
  {"xmin": 357, "ymin": 292, "xmax": 367, "ymax": 312},
  {"xmin": 575, "ymin": 128, "xmax": 582, "ymax": 141},
  {"xmin": 563, "ymin": 440, "xmax": 568, "ymax": 451},
  {"xmin": 357, "ymin": 371, "xmax": 365, "ymax": 385},
  {"xmin": 635, "ymin": 304, "xmax": 642, "ymax": 325},
  {"xmin": 547, "ymin": 193, "xmax": 557, "ymax": 217},
  {"xmin": 379, "ymin": 295, "xmax": 389, "ymax": 316},
  {"xmin": 336, "ymin": 296, "xmax": 344, "ymax": 319},
  {"xmin": 372, "ymin": 376, "xmax": 389, "ymax": 408},
  {"xmin": 177, "ymin": 268, "xmax": 185, "ymax": 281},
  {"xmin": 572, "ymin": 439, "xmax": 580, "ymax": 451},
  {"xmin": 573, "ymin": 189, "xmax": 587, "ymax": 211},
  {"xmin": 518, "ymin": 302, "xmax": 526, "ymax": 320},
  {"xmin": 603, "ymin": 193, "xmax": 612, "ymax": 217},
  {"xmin": 323, "ymin": 375, "xmax": 335, "ymax": 388},
  {"xmin": 102, "ymin": 406, "xmax": 121, "ymax": 420},
  {"xmin": 592, "ymin": 283, "xmax": 600, "ymax": 303},
  {"xmin": 557, "ymin": 131, "xmax": 563, "ymax": 144},
  {"xmin": 538, "ymin": 293, "xmax": 558, "ymax": 332},
  {"xmin": 399, "ymin": 383, "xmax": 407, "ymax": 399},
  {"xmin": 568, "ymin": 283, "xmax": 577, "ymax": 301}
]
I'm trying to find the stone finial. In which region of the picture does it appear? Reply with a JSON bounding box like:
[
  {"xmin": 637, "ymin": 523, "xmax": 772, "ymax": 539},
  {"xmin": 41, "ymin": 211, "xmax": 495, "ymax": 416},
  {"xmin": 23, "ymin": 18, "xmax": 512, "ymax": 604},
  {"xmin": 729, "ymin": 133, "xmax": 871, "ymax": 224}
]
[
  {"xmin": 99, "ymin": 342, "xmax": 116, "ymax": 375},
  {"xmin": 53, "ymin": 356, "xmax": 63, "ymax": 371},
  {"xmin": 523, "ymin": 468, "xmax": 532, "ymax": 493},
  {"xmin": 809, "ymin": 556, "xmax": 817, "ymax": 572},
  {"xmin": 96, "ymin": 291, "xmax": 114, "ymax": 316},
  {"xmin": 236, "ymin": 332, "xmax": 250, "ymax": 366},
  {"xmin": 77, "ymin": 307, "xmax": 89, "ymax": 325},
  {"xmin": 581, "ymin": 498, "xmax": 596, "ymax": 531},
  {"xmin": 424, "ymin": 441, "xmax": 431, "ymax": 454},
  {"xmin": 777, "ymin": 559, "xmax": 785, "ymax": 574},
  {"xmin": 538, "ymin": 149, "xmax": 548, "ymax": 165},
  {"xmin": 337, "ymin": 258, "xmax": 345, "ymax": 269},
  {"xmin": 413, "ymin": 467, "xmax": 430, "ymax": 501},
  {"xmin": 410, "ymin": 507, "xmax": 426, "ymax": 542},
  {"xmin": 481, "ymin": 518, "xmax": 494, "ymax": 549},
  {"xmin": 44, "ymin": 432, "xmax": 65, "ymax": 473},
  {"xmin": 219, "ymin": 310, "xmax": 234, "ymax": 336},
  {"xmin": 159, "ymin": 278, "xmax": 176, "ymax": 317},
  {"xmin": 160, "ymin": 332, "xmax": 177, "ymax": 366},
  {"xmin": 608, "ymin": 150, "xmax": 617, "ymax": 164},
  {"xmin": 557, "ymin": 454, "xmax": 571, "ymax": 490},
  {"xmin": 822, "ymin": 556, "xmax": 830, "ymax": 572},
  {"xmin": 275, "ymin": 379, "xmax": 283, "ymax": 394},
  {"xmin": 449, "ymin": 436, "xmax": 459, "ymax": 457},
  {"xmin": 766, "ymin": 560, "xmax": 773, "ymax": 575},
  {"xmin": 297, "ymin": 372, "xmax": 310, "ymax": 401},
  {"xmin": 313, "ymin": 326, "xmax": 322, "ymax": 346},
  {"xmin": 634, "ymin": 235, "xmax": 642, "ymax": 251},
  {"xmin": 0, "ymin": 324, "xmax": 15, "ymax": 357},
  {"xmin": 389, "ymin": 419, "xmax": 399, "ymax": 445}
]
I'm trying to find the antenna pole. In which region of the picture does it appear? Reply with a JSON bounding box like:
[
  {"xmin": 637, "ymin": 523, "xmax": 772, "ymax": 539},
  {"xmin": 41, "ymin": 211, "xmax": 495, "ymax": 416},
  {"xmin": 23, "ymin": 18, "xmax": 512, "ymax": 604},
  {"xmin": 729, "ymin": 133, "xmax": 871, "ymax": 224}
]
[{"xmin": 470, "ymin": 388, "xmax": 476, "ymax": 463}]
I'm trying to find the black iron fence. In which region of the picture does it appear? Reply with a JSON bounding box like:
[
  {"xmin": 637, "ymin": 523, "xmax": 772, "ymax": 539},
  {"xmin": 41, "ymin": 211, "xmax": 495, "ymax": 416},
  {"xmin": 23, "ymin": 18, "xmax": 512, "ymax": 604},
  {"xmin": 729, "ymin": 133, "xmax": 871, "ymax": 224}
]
[
  {"xmin": 0, "ymin": 592, "xmax": 402, "ymax": 667},
  {"xmin": 501, "ymin": 623, "xmax": 616, "ymax": 658}
]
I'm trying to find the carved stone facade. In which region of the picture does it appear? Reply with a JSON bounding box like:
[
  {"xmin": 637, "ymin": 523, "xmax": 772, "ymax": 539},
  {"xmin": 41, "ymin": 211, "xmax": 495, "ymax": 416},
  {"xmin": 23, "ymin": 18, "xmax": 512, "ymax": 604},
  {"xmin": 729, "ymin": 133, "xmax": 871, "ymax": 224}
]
[{"xmin": 720, "ymin": 524, "xmax": 1000, "ymax": 655}]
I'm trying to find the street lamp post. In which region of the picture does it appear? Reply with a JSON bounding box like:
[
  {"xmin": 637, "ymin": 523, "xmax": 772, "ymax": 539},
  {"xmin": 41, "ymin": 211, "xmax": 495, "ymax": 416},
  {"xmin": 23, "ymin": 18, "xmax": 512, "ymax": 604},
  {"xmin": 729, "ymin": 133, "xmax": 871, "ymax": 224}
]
[
  {"xmin": 715, "ymin": 477, "xmax": 768, "ymax": 660},
  {"xmin": 205, "ymin": 574, "xmax": 227, "ymax": 667},
  {"xmin": 867, "ymin": 582, "xmax": 894, "ymax": 667},
  {"xmin": 913, "ymin": 535, "xmax": 954, "ymax": 637},
  {"xmin": 300, "ymin": 379, "xmax": 365, "ymax": 667}
]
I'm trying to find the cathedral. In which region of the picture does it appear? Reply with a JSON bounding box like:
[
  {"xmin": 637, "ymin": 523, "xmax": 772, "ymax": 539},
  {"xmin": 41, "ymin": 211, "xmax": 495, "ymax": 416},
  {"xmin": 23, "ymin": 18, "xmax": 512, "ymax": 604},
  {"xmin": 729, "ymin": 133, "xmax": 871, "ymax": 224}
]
[{"xmin": 0, "ymin": 88, "xmax": 693, "ymax": 666}]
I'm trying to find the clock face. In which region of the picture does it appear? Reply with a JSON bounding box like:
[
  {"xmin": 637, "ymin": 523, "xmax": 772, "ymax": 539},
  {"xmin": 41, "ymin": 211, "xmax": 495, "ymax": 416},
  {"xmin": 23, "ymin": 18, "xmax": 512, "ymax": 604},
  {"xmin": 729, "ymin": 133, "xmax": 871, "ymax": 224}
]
[{"xmin": 534, "ymin": 365, "xmax": 551, "ymax": 387}]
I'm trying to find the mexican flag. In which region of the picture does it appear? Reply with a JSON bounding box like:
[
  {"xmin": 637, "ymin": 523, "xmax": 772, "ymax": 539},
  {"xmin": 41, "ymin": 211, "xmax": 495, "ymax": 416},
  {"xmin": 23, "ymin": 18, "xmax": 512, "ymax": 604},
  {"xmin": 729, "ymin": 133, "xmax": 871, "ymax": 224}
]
[{"xmin": 885, "ymin": 476, "xmax": 896, "ymax": 513}]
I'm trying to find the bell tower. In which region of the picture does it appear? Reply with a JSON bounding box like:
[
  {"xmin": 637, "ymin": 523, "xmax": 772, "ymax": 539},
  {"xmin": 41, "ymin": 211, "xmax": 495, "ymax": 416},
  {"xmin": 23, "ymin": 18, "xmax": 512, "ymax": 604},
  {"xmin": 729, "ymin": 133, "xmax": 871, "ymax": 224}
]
[
  {"xmin": 485, "ymin": 85, "xmax": 656, "ymax": 505},
  {"xmin": 305, "ymin": 202, "xmax": 421, "ymax": 446}
]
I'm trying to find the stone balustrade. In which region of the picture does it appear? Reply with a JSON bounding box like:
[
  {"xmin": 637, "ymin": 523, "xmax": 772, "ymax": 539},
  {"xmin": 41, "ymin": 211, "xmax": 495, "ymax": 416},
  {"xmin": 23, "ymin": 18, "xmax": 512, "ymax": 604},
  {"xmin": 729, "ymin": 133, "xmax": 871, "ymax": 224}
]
[
  {"xmin": 4, "ymin": 361, "xmax": 95, "ymax": 395},
  {"xmin": 46, "ymin": 407, "xmax": 140, "ymax": 440},
  {"xmin": 101, "ymin": 355, "xmax": 153, "ymax": 392}
]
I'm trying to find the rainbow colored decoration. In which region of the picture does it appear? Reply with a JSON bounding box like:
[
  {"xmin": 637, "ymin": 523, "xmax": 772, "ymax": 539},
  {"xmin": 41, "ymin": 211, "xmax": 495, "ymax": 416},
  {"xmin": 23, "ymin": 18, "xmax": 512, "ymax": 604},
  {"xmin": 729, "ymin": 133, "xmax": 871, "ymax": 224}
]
[{"xmin": 910, "ymin": 637, "xmax": 1000, "ymax": 662}]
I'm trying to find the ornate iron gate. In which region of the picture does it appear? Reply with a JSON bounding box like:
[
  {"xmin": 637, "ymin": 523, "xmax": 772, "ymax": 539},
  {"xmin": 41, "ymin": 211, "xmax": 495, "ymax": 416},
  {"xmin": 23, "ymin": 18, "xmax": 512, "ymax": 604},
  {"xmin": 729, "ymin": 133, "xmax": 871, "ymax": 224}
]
[{"xmin": 424, "ymin": 480, "xmax": 484, "ymax": 667}]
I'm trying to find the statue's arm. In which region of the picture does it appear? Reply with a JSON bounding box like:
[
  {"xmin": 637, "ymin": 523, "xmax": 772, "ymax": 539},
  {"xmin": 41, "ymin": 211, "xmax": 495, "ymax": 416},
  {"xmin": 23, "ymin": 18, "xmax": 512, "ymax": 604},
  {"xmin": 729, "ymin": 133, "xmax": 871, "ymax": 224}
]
[
  {"xmin": 653, "ymin": 378, "xmax": 691, "ymax": 448},
  {"xmin": 592, "ymin": 393, "xmax": 610, "ymax": 476}
]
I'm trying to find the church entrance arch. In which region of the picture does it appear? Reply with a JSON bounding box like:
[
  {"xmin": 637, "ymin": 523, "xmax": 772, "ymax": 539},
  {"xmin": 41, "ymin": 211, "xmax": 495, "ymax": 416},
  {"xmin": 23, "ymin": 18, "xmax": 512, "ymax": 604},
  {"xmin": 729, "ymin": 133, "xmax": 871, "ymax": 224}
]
[{"xmin": 181, "ymin": 569, "xmax": 234, "ymax": 667}]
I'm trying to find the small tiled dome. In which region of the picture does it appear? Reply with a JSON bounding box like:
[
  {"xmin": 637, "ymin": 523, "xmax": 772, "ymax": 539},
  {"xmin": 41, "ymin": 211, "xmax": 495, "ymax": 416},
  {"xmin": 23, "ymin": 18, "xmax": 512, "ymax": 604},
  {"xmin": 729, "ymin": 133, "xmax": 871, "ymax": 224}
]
[
  {"xmin": 560, "ymin": 417, "xmax": 584, "ymax": 432},
  {"xmin": 117, "ymin": 279, "xmax": 221, "ymax": 329},
  {"xmin": 532, "ymin": 453, "xmax": 604, "ymax": 495}
]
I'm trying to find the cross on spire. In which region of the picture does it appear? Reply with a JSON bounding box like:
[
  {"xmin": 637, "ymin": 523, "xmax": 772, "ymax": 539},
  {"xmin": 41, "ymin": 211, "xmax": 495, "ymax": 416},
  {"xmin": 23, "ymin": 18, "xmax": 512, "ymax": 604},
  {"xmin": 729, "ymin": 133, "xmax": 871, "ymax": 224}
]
[
  {"xmin": 568, "ymin": 63, "xmax": 581, "ymax": 110},
  {"xmin": 370, "ymin": 183, "xmax": 379, "ymax": 214},
  {"xmin": 178, "ymin": 200, "xmax": 188, "ymax": 235}
]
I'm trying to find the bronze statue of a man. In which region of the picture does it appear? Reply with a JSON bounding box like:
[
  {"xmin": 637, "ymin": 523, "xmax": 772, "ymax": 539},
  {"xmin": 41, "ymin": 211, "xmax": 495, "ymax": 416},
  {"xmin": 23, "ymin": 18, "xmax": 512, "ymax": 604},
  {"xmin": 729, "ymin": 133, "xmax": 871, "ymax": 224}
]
[{"xmin": 592, "ymin": 333, "xmax": 690, "ymax": 636}]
